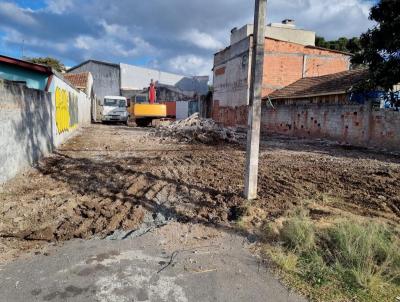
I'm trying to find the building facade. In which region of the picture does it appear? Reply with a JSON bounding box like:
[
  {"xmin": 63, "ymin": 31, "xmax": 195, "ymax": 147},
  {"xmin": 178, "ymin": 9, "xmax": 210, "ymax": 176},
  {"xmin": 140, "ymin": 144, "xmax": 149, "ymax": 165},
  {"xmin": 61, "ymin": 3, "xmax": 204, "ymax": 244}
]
[
  {"xmin": 67, "ymin": 60, "xmax": 121, "ymax": 102},
  {"xmin": 0, "ymin": 55, "xmax": 53, "ymax": 91},
  {"xmin": 63, "ymin": 72, "xmax": 94, "ymax": 97},
  {"xmin": 212, "ymin": 21, "xmax": 352, "ymax": 127},
  {"xmin": 64, "ymin": 72, "xmax": 97, "ymax": 121}
]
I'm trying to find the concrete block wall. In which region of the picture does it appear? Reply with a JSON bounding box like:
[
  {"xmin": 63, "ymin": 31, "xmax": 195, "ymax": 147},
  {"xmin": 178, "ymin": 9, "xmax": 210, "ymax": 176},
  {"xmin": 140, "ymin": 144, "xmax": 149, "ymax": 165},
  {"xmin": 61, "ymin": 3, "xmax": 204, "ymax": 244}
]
[
  {"xmin": 213, "ymin": 37, "xmax": 252, "ymax": 108},
  {"xmin": 261, "ymin": 102, "xmax": 400, "ymax": 151},
  {"xmin": 369, "ymin": 110, "xmax": 400, "ymax": 150},
  {"xmin": 0, "ymin": 80, "xmax": 53, "ymax": 183},
  {"xmin": 0, "ymin": 77, "xmax": 91, "ymax": 184}
]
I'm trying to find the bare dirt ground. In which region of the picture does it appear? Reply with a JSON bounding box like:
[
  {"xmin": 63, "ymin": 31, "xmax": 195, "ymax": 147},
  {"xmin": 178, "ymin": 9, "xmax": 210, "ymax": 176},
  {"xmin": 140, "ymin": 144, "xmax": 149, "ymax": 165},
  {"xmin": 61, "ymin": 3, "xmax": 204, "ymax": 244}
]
[{"xmin": 1, "ymin": 124, "xmax": 399, "ymax": 264}]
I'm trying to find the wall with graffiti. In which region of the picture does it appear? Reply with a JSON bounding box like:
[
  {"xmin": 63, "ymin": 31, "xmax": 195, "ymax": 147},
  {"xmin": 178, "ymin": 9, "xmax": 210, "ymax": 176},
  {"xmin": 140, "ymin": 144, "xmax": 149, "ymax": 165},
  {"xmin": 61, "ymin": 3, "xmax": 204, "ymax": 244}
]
[
  {"xmin": 0, "ymin": 73, "xmax": 91, "ymax": 184},
  {"xmin": 49, "ymin": 75, "xmax": 91, "ymax": 147},
  {"xmin": 54, "ymin": 87, "xmax": 79, "ymax": 133}
]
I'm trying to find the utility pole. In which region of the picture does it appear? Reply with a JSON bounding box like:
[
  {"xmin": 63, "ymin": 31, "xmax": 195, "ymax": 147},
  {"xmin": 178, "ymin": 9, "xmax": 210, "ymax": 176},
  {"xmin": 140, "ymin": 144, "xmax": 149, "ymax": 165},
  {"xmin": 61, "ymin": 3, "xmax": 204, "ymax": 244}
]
[{"xmin": 244, "ymin": 0, "xmax": 267, "ymax": 200}]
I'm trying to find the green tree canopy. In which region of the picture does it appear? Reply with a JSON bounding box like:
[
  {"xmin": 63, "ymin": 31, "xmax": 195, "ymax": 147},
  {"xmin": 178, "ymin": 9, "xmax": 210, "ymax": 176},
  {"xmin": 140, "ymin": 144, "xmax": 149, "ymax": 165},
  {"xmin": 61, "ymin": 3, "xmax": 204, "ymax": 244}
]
[
  {"xmin": 26, "ymin": 57, "xmax": 66, "ymax": 73},
  {"xmin": 352, "ymin": 0, "xmax": 400, "ymax": 90},
  {"xmin": 315, "ymin": 36, "xmax": 361, "ymax": 54}
]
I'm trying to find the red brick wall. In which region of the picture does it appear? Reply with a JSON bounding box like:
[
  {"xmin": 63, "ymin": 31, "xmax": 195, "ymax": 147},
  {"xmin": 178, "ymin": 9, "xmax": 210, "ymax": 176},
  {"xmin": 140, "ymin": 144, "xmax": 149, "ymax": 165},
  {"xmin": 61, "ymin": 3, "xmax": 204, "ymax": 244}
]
[
  {"xmin": 263, "ymin": 38, "xmax": 350, "ymax": 96},
  {"xmin": 212, "ymin": 100, "xmax": 248, "ymax": 127}
]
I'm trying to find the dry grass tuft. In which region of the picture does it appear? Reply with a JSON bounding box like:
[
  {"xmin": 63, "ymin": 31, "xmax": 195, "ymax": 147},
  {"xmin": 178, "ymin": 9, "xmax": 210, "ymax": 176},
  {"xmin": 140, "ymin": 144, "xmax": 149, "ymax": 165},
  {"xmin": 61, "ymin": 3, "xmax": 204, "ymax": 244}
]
[{"xmin": 261, "ymin": 208, "xmax": 400, "ymax": 302}]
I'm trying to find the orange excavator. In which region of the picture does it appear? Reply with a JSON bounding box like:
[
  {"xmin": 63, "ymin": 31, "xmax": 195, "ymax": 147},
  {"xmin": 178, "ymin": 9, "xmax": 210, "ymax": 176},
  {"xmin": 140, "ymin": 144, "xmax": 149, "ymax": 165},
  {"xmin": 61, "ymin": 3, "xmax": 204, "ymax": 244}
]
[{"xmin": 127, "ymin": 80, "xmax": 167, "ymax": 127}]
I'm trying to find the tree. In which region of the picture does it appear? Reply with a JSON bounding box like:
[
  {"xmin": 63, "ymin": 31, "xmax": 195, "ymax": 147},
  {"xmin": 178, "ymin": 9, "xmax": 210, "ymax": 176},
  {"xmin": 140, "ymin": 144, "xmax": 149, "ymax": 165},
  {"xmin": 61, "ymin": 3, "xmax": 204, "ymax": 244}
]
[
  {"xmin": 315, "ymin": 36, "xmax": 328, "ymax": 48},
  {"xmin": 352, "ymin": 0, "xmax": 400, "ymax": 90},
  {"xmin": 346, "ymin": 37, "xmax": 362, "ymax": 54},
  {"xmin": 315, "ymin": 36, "xmax": 362, "ymax": 54},
  {"xmin": 26, "ymin": 57, "xmax": 66, "ymax": 73}
]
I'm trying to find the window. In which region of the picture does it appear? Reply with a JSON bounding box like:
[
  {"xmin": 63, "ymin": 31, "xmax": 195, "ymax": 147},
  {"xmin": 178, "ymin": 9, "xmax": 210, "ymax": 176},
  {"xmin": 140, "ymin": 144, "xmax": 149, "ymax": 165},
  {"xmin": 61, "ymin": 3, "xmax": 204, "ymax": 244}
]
[
  {"xmin": 104, "ymin": 99, "xmax": 126, "ymax": 107},
  {"xmin": 135, "ymin": 95, "xmax": 148, "ymax": 104}
]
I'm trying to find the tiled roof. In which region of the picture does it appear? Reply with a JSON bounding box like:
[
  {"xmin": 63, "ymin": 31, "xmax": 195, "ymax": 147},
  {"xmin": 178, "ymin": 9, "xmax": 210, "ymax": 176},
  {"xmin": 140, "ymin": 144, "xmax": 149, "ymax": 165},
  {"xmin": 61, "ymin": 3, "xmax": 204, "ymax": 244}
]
[
  {"xmin": 64, "ymin": 72, "xmax": 89, "ymax": 89},
  {"xmin": 268, "ymin": 69, "xmax": 368, "ymax": 100}
]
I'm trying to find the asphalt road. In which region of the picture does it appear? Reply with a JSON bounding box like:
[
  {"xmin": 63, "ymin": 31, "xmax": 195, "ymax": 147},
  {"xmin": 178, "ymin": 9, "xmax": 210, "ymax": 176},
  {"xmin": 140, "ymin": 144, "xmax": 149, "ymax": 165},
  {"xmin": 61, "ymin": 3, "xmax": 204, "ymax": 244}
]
[{"xmin": 0, "ymin": 222, "xmax": 307, "ymax": 302}]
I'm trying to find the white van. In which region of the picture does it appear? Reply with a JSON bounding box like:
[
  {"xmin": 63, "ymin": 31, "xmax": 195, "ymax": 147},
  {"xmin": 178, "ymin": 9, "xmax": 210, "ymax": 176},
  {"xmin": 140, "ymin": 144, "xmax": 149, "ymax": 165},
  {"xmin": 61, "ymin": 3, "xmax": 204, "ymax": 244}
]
[{"xmin": 101, "ymin": 96, "xmax": 129, "ymax": 124}]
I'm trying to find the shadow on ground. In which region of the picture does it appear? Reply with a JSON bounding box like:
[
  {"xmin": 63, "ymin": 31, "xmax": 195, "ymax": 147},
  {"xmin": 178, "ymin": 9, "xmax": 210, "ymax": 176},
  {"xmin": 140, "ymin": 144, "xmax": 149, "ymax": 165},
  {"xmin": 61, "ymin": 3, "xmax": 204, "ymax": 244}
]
[{"xmin": 35, "ymin": 149, "xmax": 250, "ymax": 242}]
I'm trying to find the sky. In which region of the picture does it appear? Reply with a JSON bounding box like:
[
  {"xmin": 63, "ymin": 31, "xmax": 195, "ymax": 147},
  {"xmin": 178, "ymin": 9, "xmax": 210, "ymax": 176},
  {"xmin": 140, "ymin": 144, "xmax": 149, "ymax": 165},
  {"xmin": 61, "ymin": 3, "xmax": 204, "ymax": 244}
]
[{"xmin": 0, "ymin": 0, "xmax": 376, "ymax": 76}]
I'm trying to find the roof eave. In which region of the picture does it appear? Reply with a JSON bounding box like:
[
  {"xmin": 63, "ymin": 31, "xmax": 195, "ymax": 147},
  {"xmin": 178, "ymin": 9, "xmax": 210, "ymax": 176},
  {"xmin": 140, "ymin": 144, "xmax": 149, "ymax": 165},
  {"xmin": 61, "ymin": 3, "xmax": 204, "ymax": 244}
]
[
  {"xmin": 305, "ymin": 45, "xmax": 353, "ymax": 56},
  {"xmin": 68, "ymin": 59, "xmax": 119, "ymax": 72},
  {"xmin": 0, "ymin": 55, "xmax": 53, "ymax": 74},
  {"xmin": 268, "ymin": 90, "xmax": 348, "ymax": 100}
]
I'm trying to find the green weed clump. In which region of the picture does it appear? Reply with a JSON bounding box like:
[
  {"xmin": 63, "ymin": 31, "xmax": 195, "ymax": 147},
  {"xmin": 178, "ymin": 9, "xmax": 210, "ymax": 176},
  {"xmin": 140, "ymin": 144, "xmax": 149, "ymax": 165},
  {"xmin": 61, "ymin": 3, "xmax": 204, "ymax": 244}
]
[
  {"xmin": 280, "ymin": 212, "xmax": 315, "ymax": 253},
  {"xmin": 327, "ymin": 220, "xmax": 400, "ymax": 291},
  {"xmin": 263, "ymin": 211, "xmax": 400, "ymax": 302}
]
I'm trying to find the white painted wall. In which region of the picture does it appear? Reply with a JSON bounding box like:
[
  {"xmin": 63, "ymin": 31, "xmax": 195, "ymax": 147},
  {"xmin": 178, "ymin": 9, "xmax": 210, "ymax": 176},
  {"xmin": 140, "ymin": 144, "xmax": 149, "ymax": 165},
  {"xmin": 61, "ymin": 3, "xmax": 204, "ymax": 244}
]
[
  {"xmin": 49, "ymin": 75, "xmax": 91, "ymax": 147},
  {"xmin": 213, "ymin": 37, "xmax": 252, "ymax": 108},
  {"xmin": 120, "ymin": 64, "xmax": 185, "ymax": 90},
  {"xmin": 230, "ymin": 23, "xmax": 315, "ymax": 46},
  {"xmin": 176, "ymin": 101, "xmax": 189, "ymax": 120},
  {"xmin": 120, "ymin": 64, "xmax": 209, "ymax": 95}
]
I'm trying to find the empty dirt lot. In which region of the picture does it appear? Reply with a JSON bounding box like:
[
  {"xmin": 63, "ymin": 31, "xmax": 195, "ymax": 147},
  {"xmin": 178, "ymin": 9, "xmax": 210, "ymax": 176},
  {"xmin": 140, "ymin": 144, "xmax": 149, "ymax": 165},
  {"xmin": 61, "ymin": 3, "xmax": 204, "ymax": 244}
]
[{"xmin": 0, "ymin": 124, "xmax": 399, "ymax": 264}]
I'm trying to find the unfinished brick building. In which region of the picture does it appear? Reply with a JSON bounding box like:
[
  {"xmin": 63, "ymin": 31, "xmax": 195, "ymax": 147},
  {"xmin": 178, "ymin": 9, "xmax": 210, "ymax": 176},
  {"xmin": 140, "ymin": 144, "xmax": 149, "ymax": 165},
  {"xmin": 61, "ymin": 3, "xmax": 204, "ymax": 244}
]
[{"xmin": 213, "ymin": 20, "xmax": 352, "ymax": 127}]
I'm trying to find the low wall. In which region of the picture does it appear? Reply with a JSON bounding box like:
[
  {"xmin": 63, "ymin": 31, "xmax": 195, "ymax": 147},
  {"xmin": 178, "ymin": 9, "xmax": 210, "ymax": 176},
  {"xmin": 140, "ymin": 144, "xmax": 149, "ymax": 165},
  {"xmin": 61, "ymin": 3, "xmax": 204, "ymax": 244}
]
[
  {"xmin": 0, "ymin": 80, "xmax": 53, "ymax": 183},
  {"xmin": 0, "ymin": 77, "xmax": 91, "ymax": 183},
  {"xmin": 48, "ymin": 75, "xmax": 91, "ymax": 147},
  {"xmin": 261, "ymin": 103, "xmax": 400, "ymax": 151},
  {"xmin": 212, "ymin": 100, "xmax": 248, "ymax": 127}
]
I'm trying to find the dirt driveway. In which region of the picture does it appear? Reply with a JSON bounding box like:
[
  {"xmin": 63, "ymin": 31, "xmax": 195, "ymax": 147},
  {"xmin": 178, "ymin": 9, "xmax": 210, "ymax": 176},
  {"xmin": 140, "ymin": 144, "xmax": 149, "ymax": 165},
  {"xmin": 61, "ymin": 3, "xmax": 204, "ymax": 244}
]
[{"xmin": 0, "ymin": 124, "xmax": 399, "ymax": 264}]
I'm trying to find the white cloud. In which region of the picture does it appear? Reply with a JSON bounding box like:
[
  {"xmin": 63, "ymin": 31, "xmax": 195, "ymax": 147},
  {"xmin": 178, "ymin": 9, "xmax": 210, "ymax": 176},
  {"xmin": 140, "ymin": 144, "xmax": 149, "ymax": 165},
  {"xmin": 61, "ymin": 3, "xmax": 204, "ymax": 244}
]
[
  {"xmin": 100, "ymin": 21, "xmax": 139, "ymax": 42},
  {"xmin": 0, "ymin": 0, "xmax": 375, "ymax": 75},
  {"xmin": 74, "ymin": 36, "xmax": 92, "ymax": 50},
  {"xmin": 0, "ymin": 2, "xmax": 37, "ymax": 26},
  {"xmin": 4, "ymin": 28, "xmax": 68, "ymax": 53},
  {"xmin": 45, "ymin": 0, "xmax": 75, "ymax": 14},
  {"xmin": 181, "ymin": 29, "xmax": 224, "ymax": 51},
  {"xmin": 99, "ymin": 21, "xmax": 156, "ymax": 54},
  {"xmin": 73, "ymin": 21, "xmax": 156, "ymax": 60},
  {"xmin": 74, "ymin": 34, "xmax": 152, "ymax": 58},
  {"xmin": 267, "ymin": 0, "xmax": 374, "ymax": 39},
  {"xmin": 167, "ymin": 55, "xmax": 212, "ymax": 76}
]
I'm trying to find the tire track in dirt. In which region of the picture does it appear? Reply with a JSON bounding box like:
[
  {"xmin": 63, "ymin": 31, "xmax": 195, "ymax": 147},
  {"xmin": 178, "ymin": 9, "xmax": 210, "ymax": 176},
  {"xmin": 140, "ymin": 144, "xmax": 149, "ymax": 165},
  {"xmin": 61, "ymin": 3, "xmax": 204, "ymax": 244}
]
[{"xmin": 1, "ymin": 125, "xmax": 400, "ymax": 264}]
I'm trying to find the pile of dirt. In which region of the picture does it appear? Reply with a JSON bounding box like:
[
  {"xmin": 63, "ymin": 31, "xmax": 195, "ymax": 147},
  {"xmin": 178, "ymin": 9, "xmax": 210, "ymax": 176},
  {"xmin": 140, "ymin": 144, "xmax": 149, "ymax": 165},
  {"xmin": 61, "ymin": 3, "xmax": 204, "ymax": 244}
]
[{"xmin": 154, "ymin": 113, "xmax": 245, "ymax": 144}]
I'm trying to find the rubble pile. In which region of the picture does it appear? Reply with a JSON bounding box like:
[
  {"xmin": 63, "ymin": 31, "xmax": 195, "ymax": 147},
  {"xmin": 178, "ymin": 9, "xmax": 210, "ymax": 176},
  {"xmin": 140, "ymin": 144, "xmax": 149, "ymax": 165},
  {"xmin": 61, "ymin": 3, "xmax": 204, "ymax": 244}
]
[{"xmin": 154, "ymin": 113, "xmax": 245, "ymax": 144}]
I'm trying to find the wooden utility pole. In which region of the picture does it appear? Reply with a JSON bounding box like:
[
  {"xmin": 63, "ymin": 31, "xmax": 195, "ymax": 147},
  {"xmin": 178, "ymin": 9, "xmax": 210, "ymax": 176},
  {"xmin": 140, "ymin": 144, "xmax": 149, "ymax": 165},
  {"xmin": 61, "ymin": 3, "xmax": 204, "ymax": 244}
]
[{"xmin": 244, "ymin": 0, "xmax": 267, "ymax": 200}]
